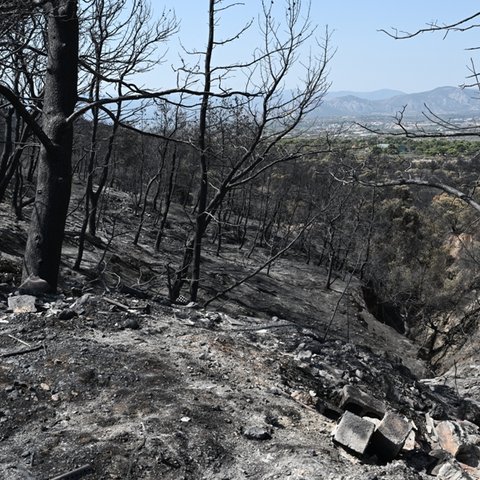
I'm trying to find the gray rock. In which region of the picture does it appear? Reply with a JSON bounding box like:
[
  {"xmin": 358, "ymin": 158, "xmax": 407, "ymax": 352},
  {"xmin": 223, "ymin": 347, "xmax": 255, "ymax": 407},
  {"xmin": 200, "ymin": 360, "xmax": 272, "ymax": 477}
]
[
  {"xmin": 291, "ymin": 390, "xmax": 317, "ymax": 407},
  {"xmin": 435, "ymin": 420, "xmax": 480, "ymax": 468},
  {"xmin": 436, "ymin": 421, "xmax": 469, "ymax": 457},
  {"xmin": 205, "ymin": 312, "xmax": 222, "ymax": 323},
  {"xmin": 266, "ymin": 387, "xmax": 283, "ymax": 396},
  {"xmin": 58, "ymin": 309, "xmax": 78, "ymax": 320},
  {"xmin": 296, "ymin": 350, "xmax": 313, "ymax": 363},
  {"xmin": 433, "ymin": 460, "xmax": 475, "ymax": 479},
  {"xmin": 123, "ymin": 318, "xmax": 140, "ymax": 330},
  {"xmin": 429, "ymin": 448, "xmax": 452, "ymax": 463},
  {"xmin": 402, "ymin": 429, "xmax": 417, "ymax": 451},
  {"xmin": 333, "ymin": 411, "xmax": 376, "ymax": 455},
  {"xmin": 8, "ymin": 295, "xmax": 38, "ymax": 313},
  {"xmin": 243, "ymin": 426, "xmax": 272, "ymax": 440},
  {"xmin": 339, "ymin": 385, "xmax": 386, "ymax": 419},
  {"xmin": 70, "ymin": 293, "xmax": 95, "ymax": 313},
  {"xmin": 426, "ymin": 413, "xmax": 439, "ymax": 442},
  {"xmin": 304, "ymin": 339, "xmax": 323, "ymax": 355}
]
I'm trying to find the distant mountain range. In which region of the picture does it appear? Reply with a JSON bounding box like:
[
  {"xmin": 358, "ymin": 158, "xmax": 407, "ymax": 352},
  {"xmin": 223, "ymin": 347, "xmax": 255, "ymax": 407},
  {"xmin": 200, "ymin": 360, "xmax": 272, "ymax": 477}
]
[
  {"xmin": 325, "ymin": 89, "xmax": 406, "ymax": 101},
  {"xmin": 318, "ymin": 86, "xmax": 480, "ymax": 118}
]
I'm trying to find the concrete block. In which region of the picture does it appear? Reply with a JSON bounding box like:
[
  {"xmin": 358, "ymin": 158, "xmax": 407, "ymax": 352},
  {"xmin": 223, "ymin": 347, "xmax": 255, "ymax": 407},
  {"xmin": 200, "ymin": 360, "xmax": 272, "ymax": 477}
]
[
  {"xmin": 371, "ymin": 411, "xmax": 412, "ymax": 460},
  {"xmin": 339, "ymin": 385, "xmax": 386, "ymax": 419},
  {"xmin": 333, "ymin": 411, "xmax": 375, "ymax": 455},
  {"xmin": 7, "ymin": 295, "xmax": 38, "ymax": 313}
]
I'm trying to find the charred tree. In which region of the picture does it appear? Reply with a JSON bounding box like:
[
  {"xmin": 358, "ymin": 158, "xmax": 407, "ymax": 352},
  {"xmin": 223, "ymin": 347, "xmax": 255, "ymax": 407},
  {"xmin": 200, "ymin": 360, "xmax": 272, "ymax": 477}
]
[{"xmin": 22, "ymin": 0, "xmax": 78, "ymax": 290}]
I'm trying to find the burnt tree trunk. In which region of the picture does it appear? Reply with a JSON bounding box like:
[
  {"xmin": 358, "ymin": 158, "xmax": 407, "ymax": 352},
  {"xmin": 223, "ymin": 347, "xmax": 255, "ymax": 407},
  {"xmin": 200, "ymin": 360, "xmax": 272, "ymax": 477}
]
[
  {"xmin": 23, "ymin": 0, "xmax": 78, "ymax": 291},
  {"xmin": 189, "ymin": 0, "xmax": 214, "ymax": 302},
  {"xmin": 155, "ymin": 145, "xmax": 178, "ymax": 249}
]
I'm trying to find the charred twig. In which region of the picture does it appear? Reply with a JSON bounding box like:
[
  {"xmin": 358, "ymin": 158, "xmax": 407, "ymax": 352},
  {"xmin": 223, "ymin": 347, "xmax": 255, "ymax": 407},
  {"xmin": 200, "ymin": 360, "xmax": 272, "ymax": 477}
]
[
  {"xmin": 95, "ymin": 216, "xmax": 117, "ymax": 272},
  {"xmin": 119, "ymin": 283, "xmax": 151, "ymax": 300},
  {"xmin": 48, "ymin": 464, "xmax": 93, "ymax": 480},
  {"xmin": 103, "ymin": 297, "xmax": 129, "ymax": 310},
  {"xmin": 2, "ymin": 344, "xmax": 43, "ymax": 358},
  {"xmin": 103, "ymin": 297, "xmax": 131, "ymax": 311},
  {"xmin": 103, "ymin": 297, "xmax": 148, "ymax": 314},
  {"xmin": 323, "ymin": 251, "xmax": 362, "ymax": 342},
  {"xmin": 232, "ymin": 322, "xmax": 298, "ymax": 332},
  {"xmin": 7, "ymin": 334, "xmax": 31, "ymax": 347}
]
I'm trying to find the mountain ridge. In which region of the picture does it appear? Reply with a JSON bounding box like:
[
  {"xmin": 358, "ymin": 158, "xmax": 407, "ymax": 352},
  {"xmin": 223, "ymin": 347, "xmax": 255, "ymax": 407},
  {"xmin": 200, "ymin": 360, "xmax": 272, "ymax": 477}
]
[
  {"xmin": 326, "ymin": 88, "xmax": 406, "ymax": 101},
  {"xmin": 319, "ymin": 86, "xmax": 480, "ymax": 118}
]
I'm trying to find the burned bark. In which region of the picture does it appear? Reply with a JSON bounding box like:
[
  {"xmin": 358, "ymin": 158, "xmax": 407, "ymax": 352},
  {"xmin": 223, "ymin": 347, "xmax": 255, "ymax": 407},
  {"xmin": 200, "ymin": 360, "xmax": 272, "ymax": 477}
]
[{"xmin": 22, "ymin": 0, "xmax": 78, "ymax": 290}]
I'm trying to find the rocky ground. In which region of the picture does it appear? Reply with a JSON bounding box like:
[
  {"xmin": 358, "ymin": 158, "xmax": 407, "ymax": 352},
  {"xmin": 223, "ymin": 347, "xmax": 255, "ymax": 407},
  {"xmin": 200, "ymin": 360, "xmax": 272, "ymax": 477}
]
[{"xmin": 1, "ymin": 194, "xmax": 480, "ymax": 480}]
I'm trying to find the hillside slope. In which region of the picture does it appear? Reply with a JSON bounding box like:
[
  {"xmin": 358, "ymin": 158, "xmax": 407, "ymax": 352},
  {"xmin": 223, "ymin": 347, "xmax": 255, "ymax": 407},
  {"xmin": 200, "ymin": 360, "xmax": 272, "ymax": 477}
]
[{"xmin": 0, "ymin": 194, "xmax": 479, "ymax": 479}]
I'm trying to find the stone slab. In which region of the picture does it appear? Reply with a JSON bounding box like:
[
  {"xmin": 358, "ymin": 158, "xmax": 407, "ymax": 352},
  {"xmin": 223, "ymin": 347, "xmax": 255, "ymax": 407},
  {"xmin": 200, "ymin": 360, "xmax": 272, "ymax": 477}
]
[{"xmin": 333, "ymin": 411, "xmax": 375, "ymax": 455}]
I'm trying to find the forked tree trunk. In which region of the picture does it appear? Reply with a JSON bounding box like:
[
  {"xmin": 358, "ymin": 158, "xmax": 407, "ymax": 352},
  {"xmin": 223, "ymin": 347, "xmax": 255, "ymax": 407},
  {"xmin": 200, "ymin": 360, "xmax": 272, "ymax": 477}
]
[{"xmin": 23, "ymin": 0, "xmax": 78, "ymax": 291}]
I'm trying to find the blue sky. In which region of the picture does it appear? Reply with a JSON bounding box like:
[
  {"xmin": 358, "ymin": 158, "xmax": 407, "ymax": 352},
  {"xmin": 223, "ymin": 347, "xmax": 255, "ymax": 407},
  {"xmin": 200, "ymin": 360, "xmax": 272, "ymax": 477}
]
[{"xmin": 147, "ymin": 1, "xmax": 480, "ymax": 93}]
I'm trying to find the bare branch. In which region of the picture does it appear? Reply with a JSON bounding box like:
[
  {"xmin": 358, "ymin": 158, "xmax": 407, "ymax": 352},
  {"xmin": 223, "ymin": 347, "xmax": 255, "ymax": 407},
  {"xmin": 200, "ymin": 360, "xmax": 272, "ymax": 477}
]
[
  {"xmin": 358, "ymin": 177, "xmax": 480, "ymax": 214},
  {"xmin": 0, "ymin": 83, "xmax": 53, "ymax": 151},
  {"xmin": 379, "ymin": 12, "xmax": 480, "ymax": 40},
  {"xmin": 203, "ymin": 213, "xmax": 319, "ymax": 307},
  {"xmin": 67, "ymin": 87, "xmax": 259, "ymax": 124}
]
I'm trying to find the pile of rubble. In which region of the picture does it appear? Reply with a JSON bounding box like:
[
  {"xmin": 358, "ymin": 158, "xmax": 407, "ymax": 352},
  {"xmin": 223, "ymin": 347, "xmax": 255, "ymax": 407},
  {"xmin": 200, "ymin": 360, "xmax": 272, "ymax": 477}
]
[{"xmin": 331, "ymin": 385, "xmax": 480, "ymax": 479}]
